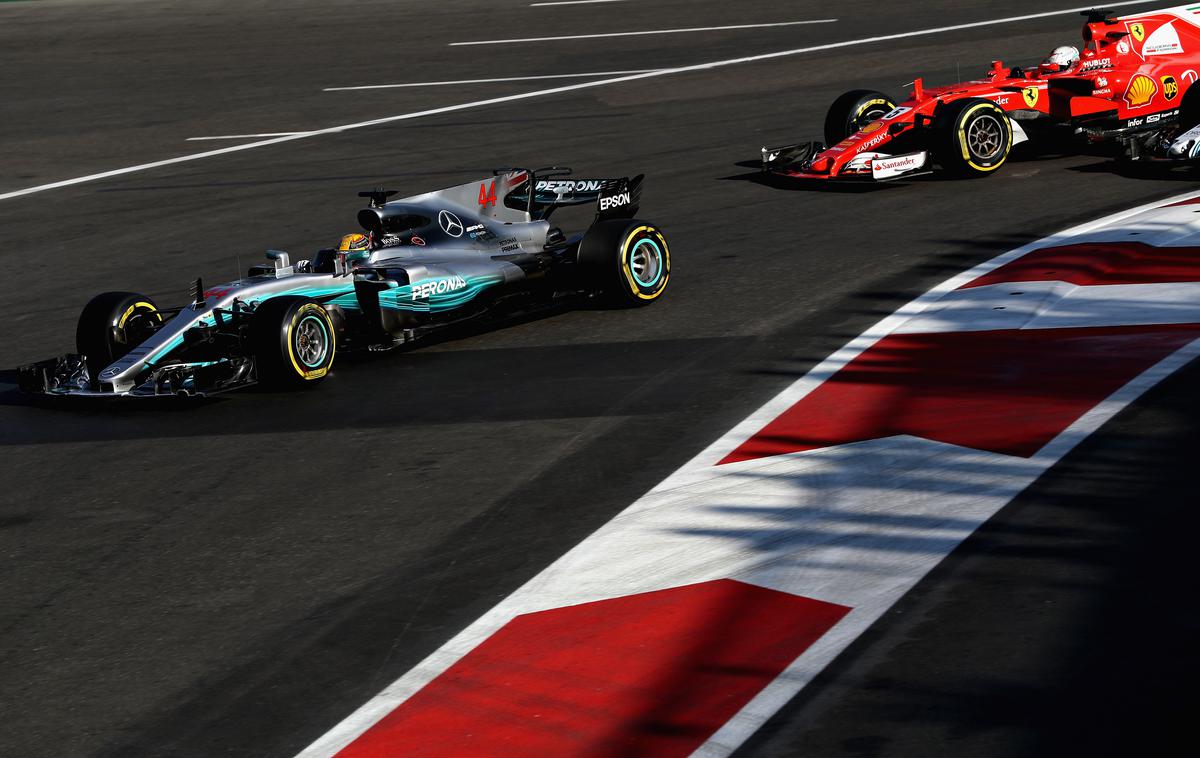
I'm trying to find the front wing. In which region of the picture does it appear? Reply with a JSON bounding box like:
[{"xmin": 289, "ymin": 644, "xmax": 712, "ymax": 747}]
[
  {"xmin": 18, "ymin": 353, "xmax": 256, "ymax": 398},
  {"xmin": 761, "ymin": 142, "xmax": 931, "ymax": 181}
]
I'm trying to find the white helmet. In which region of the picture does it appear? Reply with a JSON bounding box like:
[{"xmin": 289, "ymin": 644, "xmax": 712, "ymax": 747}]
[{"xmin": 1043, "ymin": 45, "xmax": 1080, "ymax": 72}]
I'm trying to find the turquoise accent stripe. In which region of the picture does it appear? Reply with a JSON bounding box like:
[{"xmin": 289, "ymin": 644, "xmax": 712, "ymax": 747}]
[
  {"xmin": 382, "ymin": 275, "xmax": 503, "ymax": 313},
  {"xmin": 150, "ymin": 275, "xmax": 498, "ymax": 363},
  {"xmin": 296, "ymin": 314, "xmax": 331, "ymax": 368},
  {"xmin": 152, "ymin": 285, "xmax": 356, "ymax": 360},
  {"xmin": 631, "ymin": 239, "xmax": 664, "ymax": 288}
]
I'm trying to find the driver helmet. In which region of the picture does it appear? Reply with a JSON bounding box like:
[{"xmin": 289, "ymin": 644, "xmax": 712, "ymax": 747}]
[
  {"xmin": 337, "ymin": 232, "xmax": 372, "ymax": 264},
  {"xmin": 1041, "ymin": 45, "xmax": 1080, "ymax": 74}
]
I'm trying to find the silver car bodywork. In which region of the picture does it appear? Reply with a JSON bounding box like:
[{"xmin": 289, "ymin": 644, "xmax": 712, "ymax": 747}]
[{"xmin": 19, "ymin": 168, "xmax": 646, "ymax": 397}]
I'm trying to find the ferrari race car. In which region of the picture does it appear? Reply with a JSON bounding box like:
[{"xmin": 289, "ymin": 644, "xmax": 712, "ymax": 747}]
[
  {"xmin": 18, "ymin": 169, "xmax": 671, "ymax": 398},
  {"xmin": 763, "ymin": 5, "xmax": 1200, "ymax": 181}
]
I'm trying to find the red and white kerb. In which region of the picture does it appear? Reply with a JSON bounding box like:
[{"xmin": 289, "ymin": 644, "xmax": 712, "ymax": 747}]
[{"xmin": 300, "ymin": 192, "xmax": 1200, "ymax": 758}]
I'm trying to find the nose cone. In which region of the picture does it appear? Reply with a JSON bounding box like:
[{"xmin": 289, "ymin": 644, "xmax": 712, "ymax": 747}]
[{"xmin": 1168, "ymin": 138, "xmax": 1195, "ymax": 159}]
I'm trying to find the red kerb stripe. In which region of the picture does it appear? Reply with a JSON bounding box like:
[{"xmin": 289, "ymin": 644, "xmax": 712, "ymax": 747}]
[
  {"xmin": 961, "ymin": 242, "xmax": 1200, "ymax": 289},
  {"xmin": 721, "ymin": 324, "xmax": 1200, "ymax": 464},
  {"xmin": 336, "ymin": 580, "xmax": 849, "ymax": 757}
]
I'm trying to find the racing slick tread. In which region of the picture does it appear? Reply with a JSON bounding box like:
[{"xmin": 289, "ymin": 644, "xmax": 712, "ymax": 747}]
[
  {"xmin": 935, "ymin": 98, "xmax": 1013, "ymax": 177},
  {"xmin": 576, "ymin": 219, "xmax": 671, "ymax": 307},
  {"xmin": 823, "ymin": 89, "xmax": 897, "ymax": 146},
  {"xmin": 75, "ymin": 291, "xmax": 161, "ymax": 384},
  {"xmin": 251, "ymin": 297, "xmax": 337, "ymax": 388}
]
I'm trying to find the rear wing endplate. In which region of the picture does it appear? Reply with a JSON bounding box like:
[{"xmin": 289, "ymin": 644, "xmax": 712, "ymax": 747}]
[{"xmin": 500, "ymin": 167, "xmax": 643, "ymax": 220}]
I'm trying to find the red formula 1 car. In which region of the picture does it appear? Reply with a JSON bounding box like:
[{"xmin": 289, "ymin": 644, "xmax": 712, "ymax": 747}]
[{"xmin": 764, "ymin": 5, "xmax": 1200, "ymax": 181}]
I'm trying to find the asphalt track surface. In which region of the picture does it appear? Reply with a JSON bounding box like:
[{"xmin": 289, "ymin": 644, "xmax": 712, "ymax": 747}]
[{"xmin": 0, "ymin": 1, "xmax": 1196, "ymax": 756}]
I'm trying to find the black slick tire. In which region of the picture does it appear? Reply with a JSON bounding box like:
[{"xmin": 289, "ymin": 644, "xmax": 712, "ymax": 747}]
[
  {"xmin": 75, "ymin": 291, "xmax": 162, "ymax": 381},
  {"xmin": 1179, "ymin": 78, "xmax": 1200, "ymax": 130},
  {"xmin": 823, "ymin": 90, "xmax": 897, "ymax": 145},
  {"xmin": 935, "ymin": 98, "xmax": 1013, "ymax": 177},
  {"xmin": 576, "ymin": 219, "xmax": 671, "ymax": 307},
  {"xmin": 251, "ymin": 297, "xmax": 337, "ymax": 389}
]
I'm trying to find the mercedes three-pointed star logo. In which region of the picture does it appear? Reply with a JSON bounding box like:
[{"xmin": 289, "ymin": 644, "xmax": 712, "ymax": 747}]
[{"xmin": 438, "ymin": 210, "xmax": 464, "ymax": 238}]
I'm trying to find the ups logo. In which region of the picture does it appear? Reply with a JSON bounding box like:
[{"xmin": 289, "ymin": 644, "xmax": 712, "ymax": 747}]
[{"xmin": 1163, "ymin": 75, "xmax": 1179, "ymax": 101}]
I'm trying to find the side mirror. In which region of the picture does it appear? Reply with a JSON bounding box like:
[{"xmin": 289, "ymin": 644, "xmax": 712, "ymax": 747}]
[{"xmin": 264, "ymin": 250, "xmax": 293, "ymax": 278}]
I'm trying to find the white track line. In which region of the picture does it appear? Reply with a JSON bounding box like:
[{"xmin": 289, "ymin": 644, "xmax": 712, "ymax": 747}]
[
  {"xmin": 186, "ymin": 132, "xmax": 311, "ymax": 141},
  {"xmin": 323, "ymin": 70, "xmax": 660, "ymax": 91},
  {"xmin": 531, "ymin": 0, "xmax": 627, "ymax": 6},
  {"xmin": 449, "ymin": 20, "xmax": 838, "ymax": 46},
  {"xmin": 0, "ymin": 0, "xmax": 1160, "ymax": 203}
]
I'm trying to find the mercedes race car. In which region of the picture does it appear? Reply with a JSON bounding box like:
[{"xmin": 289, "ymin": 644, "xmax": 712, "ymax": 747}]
[
  {"xmin": 18, "ymin": 168, "xmax": 671, "ymax": 398},
  {"xmin": 763, "ymin": 5, "xmax": 1200, "ymax": 181}
]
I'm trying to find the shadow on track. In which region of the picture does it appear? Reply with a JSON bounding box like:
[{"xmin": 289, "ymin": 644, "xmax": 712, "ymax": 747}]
[
  {"xmin": 735, "ymin": 358, "xmax": 1200, "ymax": 758},
  {"xmin": 719, "ymin": 159, "xmax": 901, "ymax": 193},
  {"xmin": 1069, "ymin": 158, "xmax": 1200, "ymax": 182},
  {"xmin": 0, "ymin": 330, "xmax": 742, "ymax": 446}
]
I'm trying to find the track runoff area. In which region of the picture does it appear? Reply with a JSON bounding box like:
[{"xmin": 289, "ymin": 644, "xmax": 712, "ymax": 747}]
[{"xmin": 294, "ymin": 188, "xmax": 1200, "ymax": 755}]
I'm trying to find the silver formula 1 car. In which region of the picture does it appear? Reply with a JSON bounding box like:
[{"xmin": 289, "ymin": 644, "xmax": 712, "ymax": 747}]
[{"xmin": 19, "ymin": 168, "xmax": 671, "ymax": 398}]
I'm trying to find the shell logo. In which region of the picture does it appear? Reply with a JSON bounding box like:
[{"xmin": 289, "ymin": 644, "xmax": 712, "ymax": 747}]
[{"xmin": 1124, "ymin": 74, "xmax": 1158, "ymax": 108}]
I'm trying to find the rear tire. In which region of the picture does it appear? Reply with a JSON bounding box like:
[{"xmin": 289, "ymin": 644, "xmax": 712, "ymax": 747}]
[
  {"xmin": 935, "ymin": 98, "xmax": 1012, "ymax": 177},
  {"xmin": 823, "ymin": 89, "xmax": 897, "ymax": 145},
  {"xmin": 251, "ymin": 297, "xmax": 337, "ymax": 388},
  {"xmin": 1179, "ymin": 79, "xmax": 1200, "ymax": 130},
  {"xmin": 576, "ymin": 219, "xmax": 671, "ymax": 307},
  {"xmin": 75, "ymin": 291, "xmax": 162, "ymax": 380}
]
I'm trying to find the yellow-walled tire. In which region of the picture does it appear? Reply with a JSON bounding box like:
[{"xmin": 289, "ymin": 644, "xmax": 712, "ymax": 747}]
[
  {"xmin": 75, "ymin": 291, "xmax": 162, "ymax": 381},
  {"xmin": 823, "ymin": 89, "xmax": 897, "ymax": 145},
  {"xmin": 577, "ymin": 219, "xmax": 671, "ymax": 307},
  {"xmin": 251, "ymin": 297, "xmax": 337, "ymax": 388},
  {"xmin": 936, "ymin": 98, "xmax": 1012, "ymax": 178}
]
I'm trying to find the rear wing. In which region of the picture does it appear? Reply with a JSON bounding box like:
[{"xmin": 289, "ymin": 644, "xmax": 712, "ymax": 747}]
[{"xmin": 500, "ymin": 167, "xmax": 643, "ymax": 221}]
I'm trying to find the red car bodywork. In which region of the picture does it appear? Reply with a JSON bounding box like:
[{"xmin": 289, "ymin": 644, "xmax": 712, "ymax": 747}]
[{"xmin": 774, "ymin": 5, "xmax": 1200, "ymax": 180}]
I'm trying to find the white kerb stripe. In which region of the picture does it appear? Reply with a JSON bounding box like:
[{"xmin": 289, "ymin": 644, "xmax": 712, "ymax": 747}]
[{"xmin": 0, "ymin": 0, "xmax": 1161, "ymax": 203}]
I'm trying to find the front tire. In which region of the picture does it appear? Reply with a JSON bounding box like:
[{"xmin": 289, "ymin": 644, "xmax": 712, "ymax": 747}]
[
  {"xmin": 76, "ymin": 291, "xmax": 162, "ymax": 380},
  {"xmin": 251, "ymin": 297, "xmax": 337, "ymax": 388},
  {"xmin": 576, "ymin": 219, "xmax": 671, "ymax": 306},
  {"xmin": 823, "ymin": 89, "xmax": 897, "ymax": 145},
  {"xmin": 935, "ymin": 98, "xmax": 1012, "ymax": 177}
]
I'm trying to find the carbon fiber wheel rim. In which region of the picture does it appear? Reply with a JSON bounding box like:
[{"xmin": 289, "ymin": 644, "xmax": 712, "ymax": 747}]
[
  {"xmin": 968, "ymin": 114, "xmax": 1004, "ymax": 160},
  {"xmin": 630, "ymin": 239, "xmax": 663, "ymax": 288},
  {"xmin": 295, "ymin": 315, "xmax": 329, "ymax": 368}
]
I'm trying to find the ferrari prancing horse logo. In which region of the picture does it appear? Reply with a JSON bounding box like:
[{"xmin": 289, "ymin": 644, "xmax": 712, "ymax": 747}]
[
  {"xmin": 1130, "ymin": 22, "xmax": 1146, "ymax": 43},
  {"xmin": 1022, "ymin": 86, "xmax": 1040, "ymax": 108}
]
